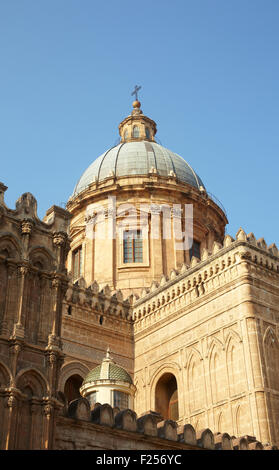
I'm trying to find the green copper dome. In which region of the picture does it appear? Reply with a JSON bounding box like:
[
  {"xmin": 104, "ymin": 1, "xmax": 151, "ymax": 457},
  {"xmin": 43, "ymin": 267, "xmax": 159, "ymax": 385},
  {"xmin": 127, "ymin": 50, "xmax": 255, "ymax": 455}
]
[{"xmin": 82, "ymin": 349, "xmax": 133, "ymax": 386}]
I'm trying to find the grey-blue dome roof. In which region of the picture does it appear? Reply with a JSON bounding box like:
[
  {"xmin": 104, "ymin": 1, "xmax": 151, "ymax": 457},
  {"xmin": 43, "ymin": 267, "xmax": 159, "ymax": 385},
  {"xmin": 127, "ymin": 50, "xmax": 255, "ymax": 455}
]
[{"xmin": 72, "ymin": 141, "xmax": 205, "ymax": 197}]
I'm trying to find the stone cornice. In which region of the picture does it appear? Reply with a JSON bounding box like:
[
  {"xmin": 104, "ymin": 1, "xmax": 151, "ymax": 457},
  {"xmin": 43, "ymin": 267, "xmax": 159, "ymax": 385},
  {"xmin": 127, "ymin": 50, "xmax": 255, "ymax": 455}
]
[{"xmin": 67, "ymin": 175, "xmax": 227, "ymax": 223}]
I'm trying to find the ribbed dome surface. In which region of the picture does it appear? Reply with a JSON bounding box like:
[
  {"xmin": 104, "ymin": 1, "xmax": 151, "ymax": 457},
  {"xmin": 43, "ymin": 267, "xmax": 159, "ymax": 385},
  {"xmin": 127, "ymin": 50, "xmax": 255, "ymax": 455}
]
[
  {"xmin": 72, "ymin": 141, "xmax": 204, "ymax": 197},
  {"xmin": 82, "ymin": 362, "xmax": 133, "ymax": 385}
]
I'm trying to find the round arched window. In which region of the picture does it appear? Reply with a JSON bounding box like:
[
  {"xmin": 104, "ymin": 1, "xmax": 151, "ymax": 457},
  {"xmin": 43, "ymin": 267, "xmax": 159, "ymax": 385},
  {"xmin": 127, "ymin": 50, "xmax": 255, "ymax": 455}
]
[
  {"xmin": 124, "ymin": 129, "xmax": 128, "ymax": 140},
  {"xmin": 145, "ymin": 127, "xmax": 150, "ymax": 139}
]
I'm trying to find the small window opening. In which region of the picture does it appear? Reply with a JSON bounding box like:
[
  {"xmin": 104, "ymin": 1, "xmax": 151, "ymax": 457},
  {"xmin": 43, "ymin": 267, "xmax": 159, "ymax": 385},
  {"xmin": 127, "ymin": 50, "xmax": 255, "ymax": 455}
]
[
  {"xmin": 132, "ymin": 126, "xmax": 140, "ymax": 138},
  {"xmin": 73, "ymin": 246, "xmax": 82, "ymax": 280},
  {"xmin": 123, "ymin": 230, "xmax": 143, "ymax": 263},
  {"xmin": 190, "ymin": 240, "xmax": 201, "ymax": 260}
]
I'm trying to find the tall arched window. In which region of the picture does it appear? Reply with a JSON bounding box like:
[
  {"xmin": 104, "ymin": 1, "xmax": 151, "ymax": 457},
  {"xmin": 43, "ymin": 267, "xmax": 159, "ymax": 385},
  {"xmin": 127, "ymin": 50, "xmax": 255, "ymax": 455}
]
[
  {"xmin": 64, "ymin": 374, "xmax": 83, "ymax": 403},
  {"xmin": 132, "ymin": 126, "xmax": 140, "ymax": 138},
  {"xmin": 145, "ymin": 127, "xmax": 150, "ymax": 139},
  {"xmin": 124, "ymin": 129, "xmax": 128, "ymax": 140},
  {"xmin": 155, "ymin": 373, "xmax": 179, "ymax": 420}
]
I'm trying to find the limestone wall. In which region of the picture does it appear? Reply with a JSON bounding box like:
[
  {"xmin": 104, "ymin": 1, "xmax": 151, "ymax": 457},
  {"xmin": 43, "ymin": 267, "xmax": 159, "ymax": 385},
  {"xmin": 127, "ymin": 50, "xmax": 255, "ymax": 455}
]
[
  {"xmin": 60, "ymin": 279, "xmax": 134, "ymax": 394},
  {"xmin": 133, "ymin": 229, "xmax": 279, "ymax": 446}
]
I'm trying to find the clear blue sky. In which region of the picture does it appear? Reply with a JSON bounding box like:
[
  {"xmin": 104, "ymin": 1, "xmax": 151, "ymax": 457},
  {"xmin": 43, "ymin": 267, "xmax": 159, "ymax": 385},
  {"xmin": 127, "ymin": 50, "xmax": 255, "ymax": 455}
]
[{"xmin": 1, "ymin": 1, "xmax": 278, "ymax": 246}]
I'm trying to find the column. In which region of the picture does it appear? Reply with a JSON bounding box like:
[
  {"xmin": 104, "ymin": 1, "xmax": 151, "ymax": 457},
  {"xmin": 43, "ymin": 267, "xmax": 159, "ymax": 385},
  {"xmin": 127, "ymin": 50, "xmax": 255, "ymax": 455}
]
[
  {"xmin": 4, "ymin": 393, "xmax": 18, "ymax": 450},
  {"xmin": 1, "ymin": 262, "xmax": 16, "ymax": 336},
  {"xmin": 12, "ymin": 266, "xmax": 29, "ymax": 339},
  {"xmin": 246, "ymin": 317, "xmax": 271, "ymax": 443}
]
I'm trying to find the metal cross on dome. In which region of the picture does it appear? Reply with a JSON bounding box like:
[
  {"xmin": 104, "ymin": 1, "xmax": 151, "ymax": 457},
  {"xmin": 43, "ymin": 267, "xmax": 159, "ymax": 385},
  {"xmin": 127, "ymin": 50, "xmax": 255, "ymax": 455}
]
[{"xmin": 131, "ymin": 85, "xmax": 141, "ymax": 101}]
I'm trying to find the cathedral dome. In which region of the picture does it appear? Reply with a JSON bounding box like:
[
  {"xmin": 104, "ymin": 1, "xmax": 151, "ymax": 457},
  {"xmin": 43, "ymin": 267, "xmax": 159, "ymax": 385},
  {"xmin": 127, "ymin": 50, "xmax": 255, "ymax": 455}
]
[
  {"xmin": 72, "ymin": 98, "xmax": 205, "ymax": 198},
  {"xmin": 73, "ymin": 141, "xmax": 205, "ymax": 197}
]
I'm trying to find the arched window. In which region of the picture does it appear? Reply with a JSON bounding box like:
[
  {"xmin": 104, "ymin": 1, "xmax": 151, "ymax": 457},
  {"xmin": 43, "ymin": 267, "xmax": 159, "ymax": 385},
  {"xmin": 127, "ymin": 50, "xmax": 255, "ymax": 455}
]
[
  {"xmin": 124, "ymin": 129, "xmax": 128, "ymax": 140},
  {"xmin": 64, "ymin": 374, "xmax": 83, "ymax": 403},
  {"xmin": 132, "ymin": 126, "xmax": 140, "ymax": 138},
  {"xmin": 155, "ymin": 373, "xmax": 179, "ymax": 420},
  {"xmin": 145, "ymin": 127, "xmax": 150, "ymax": 139}
]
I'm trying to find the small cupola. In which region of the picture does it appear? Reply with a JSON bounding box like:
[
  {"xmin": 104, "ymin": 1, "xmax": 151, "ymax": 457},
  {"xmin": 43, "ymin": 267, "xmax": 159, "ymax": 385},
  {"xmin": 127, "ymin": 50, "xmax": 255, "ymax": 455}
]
[
  {"xmin": 80, "ymin": 348, "xmax": 136, "ymax": 410},
  {"xmin": 118, "ymin": 91, "xmax": 157, "ymax": 143}
]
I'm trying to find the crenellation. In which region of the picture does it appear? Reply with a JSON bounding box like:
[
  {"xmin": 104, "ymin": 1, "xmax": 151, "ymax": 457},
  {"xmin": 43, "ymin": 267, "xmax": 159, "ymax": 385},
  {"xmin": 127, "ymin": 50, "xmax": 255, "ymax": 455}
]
[
  {"xmin": 257, "ymin": 237, "xmax": 267, "ymax": 251},
  {"xmin": 134, "ymin": 237, "xmax": 279, "ymax": 327},
  {"xmin": 54, "ymin": 398, "xmax": 268, "ymax": 450},
  {"xmin": 236, "ymin": 227, "xmax": 247, "ymax": 241}
]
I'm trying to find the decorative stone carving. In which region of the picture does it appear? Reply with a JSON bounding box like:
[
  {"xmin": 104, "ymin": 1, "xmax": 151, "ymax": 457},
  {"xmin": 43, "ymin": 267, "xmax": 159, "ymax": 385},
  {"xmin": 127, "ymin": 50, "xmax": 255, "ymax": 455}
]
[
  {"xmin": 21, "ymin": 219, "xmax": 33, "ymax": 235},
  {"xmin": 53, "ymin": 231, "xmax": 68, "ymax": 247},
  {"xmin": 18, "ymin": 265, "xmax": 29, "ymax": 277},
  {"xmin": 6, "ymin": 394, "xmax": 17, "ymax": 409},
  {"xmin": 16, "ymin": 193, "xmax": 38, "ymax": 218},
  {"xmin": 43, "ymin": 403, "xmax": 54, "ymax": 417}
]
